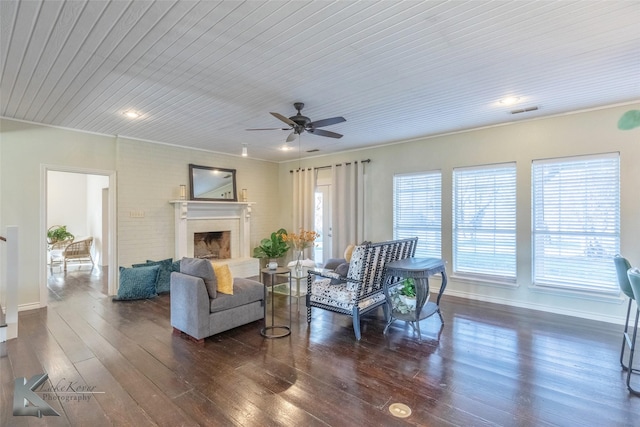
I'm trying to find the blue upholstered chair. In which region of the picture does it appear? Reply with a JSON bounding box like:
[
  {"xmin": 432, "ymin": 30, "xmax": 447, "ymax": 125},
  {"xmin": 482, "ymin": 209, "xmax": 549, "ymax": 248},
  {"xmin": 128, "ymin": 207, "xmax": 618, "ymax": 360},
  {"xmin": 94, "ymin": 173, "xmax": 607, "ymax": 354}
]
[
  {"xmin": 624, "ymin": 267, "xmax": 640, "ymax": 396},
  {"xmin": 614, "ymin": 255, "xmax": 637, "ymax": 371}
]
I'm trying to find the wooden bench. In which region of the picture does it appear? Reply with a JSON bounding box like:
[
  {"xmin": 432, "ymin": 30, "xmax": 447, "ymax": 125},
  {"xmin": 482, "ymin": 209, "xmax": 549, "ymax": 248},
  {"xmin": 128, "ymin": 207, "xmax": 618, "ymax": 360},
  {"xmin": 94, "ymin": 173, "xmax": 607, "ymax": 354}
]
[{"xmin": 306, "ymin": 237, "xmax": 418, "ymax": 340}]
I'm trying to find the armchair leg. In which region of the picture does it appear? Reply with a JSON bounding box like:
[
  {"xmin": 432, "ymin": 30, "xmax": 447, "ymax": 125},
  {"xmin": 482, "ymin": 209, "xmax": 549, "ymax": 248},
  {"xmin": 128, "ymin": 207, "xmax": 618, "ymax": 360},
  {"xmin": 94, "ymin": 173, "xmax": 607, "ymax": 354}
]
[{"xmin": 352, "ymin": 307, "xmax": 361, "ymax": 341}]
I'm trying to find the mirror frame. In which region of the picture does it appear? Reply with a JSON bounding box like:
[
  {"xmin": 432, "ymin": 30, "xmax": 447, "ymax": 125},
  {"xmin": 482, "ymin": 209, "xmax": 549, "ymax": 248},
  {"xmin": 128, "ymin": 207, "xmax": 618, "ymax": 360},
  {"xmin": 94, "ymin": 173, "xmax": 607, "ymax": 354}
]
[{"xmin": 188, "ymin": 164, "xmax": 238, "ymax": 202}]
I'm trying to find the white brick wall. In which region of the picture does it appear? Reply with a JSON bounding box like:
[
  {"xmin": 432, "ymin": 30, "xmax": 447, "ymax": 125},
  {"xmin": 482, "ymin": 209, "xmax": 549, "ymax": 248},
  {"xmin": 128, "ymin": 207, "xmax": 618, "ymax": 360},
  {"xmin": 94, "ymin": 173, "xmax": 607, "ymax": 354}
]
[{"xmin": 117, "ymin": 138, "xmax": 281, "ymax": 268}]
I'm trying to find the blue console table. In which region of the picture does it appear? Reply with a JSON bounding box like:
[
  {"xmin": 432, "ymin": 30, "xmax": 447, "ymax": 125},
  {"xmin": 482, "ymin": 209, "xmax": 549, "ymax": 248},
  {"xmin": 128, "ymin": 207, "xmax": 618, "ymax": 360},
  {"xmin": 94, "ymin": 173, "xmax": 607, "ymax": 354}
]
[{"xmin": 382, "ymin": 257, "xmax": 447, "ymax": 341}]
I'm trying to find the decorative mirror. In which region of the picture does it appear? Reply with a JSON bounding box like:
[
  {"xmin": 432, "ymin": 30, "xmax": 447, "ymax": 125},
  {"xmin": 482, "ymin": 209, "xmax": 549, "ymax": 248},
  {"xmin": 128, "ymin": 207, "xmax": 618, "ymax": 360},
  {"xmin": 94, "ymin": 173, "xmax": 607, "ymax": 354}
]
[{"xmin": 189, "ymin": 164, "xmax": 237, "ymax": 201}]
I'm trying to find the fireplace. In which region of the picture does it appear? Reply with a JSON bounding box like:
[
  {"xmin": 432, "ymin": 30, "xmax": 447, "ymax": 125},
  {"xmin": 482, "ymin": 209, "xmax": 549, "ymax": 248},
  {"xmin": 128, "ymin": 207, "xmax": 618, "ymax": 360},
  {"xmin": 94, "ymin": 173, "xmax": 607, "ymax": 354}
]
[
  {"xmin": 171, "ymin": 200, "xmax": 258, "ymax": 277},
  {"xmin": 194, "ymin": 231, "xmax": 231, "ymax": 260}
]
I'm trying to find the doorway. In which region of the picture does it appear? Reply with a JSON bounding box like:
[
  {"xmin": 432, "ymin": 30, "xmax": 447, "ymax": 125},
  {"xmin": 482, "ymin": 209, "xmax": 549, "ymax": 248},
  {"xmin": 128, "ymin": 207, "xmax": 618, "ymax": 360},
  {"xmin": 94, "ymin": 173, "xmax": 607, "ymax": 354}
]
[{"xmin": 41, "ymin": 166, "xmax": 117, "ymax": 304}]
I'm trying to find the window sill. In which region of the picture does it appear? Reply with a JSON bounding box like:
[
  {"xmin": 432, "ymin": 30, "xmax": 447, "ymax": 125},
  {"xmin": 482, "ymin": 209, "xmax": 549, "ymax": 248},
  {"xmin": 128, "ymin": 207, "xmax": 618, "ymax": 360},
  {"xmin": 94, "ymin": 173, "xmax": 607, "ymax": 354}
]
[
  {"xmin": 450, "ymin": 273, "xmax": 517, "ymax": 288},
  {"xmin": 530, "ymin": 283, "xmax": 623, "ymax": 304}
]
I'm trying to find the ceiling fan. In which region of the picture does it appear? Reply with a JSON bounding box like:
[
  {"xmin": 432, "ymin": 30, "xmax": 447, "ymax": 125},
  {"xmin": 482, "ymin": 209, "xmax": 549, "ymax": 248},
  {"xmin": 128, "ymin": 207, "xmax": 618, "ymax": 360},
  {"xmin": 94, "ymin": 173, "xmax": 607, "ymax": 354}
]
[{"xmin": 247, "ymin": 102, "xmax": 346, "ymax": 142}]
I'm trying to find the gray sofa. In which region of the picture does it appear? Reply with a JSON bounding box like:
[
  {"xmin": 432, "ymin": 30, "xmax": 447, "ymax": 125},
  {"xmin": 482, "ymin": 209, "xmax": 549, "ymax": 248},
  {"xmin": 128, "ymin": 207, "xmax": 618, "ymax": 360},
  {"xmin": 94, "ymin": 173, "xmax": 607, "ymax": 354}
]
[{"xmin": 170, "ymin": 257, "xmax": 264, "ymax": 342}]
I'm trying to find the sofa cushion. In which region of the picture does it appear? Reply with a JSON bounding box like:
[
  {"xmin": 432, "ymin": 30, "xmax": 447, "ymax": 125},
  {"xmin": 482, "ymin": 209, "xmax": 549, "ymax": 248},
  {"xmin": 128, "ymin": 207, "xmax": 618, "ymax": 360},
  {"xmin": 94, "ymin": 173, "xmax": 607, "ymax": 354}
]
[
  {"xmin": 209, "ymin": 278, "xmax": 264, "ymax": 313},
  {"xmin": 329, "ymin": 262, "xmax": 350, "ymax": 285},
  {"xmin": 132, "ymin": 258, "xmax": 173, "ymax": 293},
  {"xmin": 335, "ymin": 262, "xmax": 350, "ymax": 277},
  {"xmin": 323, "ymin": 258, "xmax": 346, "ymax": 271},
  {"xmin": 114, "ymin": 265, "xmax": 159, "ymax": 301},
  {"xmin": 213, "ymin": 263, "xmax": 233, "ymax": 295},
  {"xmin": 180, "ymin": 257, "xmax": 217, "ymax": 299}
]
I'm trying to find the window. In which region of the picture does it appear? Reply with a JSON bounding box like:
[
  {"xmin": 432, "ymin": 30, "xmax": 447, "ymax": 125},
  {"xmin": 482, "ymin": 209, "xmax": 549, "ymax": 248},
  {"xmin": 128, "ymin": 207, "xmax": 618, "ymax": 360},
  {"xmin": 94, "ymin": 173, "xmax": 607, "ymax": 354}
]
[
  {"xmin": 453, "ymin": 163, "xmax": 516, "ymax": 279},
  {"xmin": 393, "ymin": 171, "xmax": 441, "ymax": 258},
  {"xmin": 532, "ymin": 153, "xmax": 620, "ymax": 293}
]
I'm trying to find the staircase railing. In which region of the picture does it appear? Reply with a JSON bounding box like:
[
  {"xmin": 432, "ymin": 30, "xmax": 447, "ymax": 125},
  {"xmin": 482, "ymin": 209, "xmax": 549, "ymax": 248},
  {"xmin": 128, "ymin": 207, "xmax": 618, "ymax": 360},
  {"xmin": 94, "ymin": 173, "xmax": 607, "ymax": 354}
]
[{"xmin": 0, "ymin": 226, "xmax": 19, "ymax": 342}]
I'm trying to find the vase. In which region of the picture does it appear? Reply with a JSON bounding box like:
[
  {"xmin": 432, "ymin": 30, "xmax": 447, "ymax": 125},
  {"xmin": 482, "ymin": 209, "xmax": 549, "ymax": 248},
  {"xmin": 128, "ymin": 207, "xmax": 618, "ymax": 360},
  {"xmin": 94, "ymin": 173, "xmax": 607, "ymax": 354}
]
[
  {"xmin": 268, "ymin": 259, "xmax": 278, "ymax": 270},
  {"xmin": 294, "ymin": 249, "xmax": 304, "ymax": 276}
]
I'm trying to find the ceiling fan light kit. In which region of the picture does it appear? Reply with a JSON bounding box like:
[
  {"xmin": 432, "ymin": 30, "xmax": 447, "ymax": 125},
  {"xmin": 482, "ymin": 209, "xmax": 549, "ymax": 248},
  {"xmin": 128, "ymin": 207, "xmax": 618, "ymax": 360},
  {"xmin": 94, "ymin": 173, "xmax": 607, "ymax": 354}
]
[{"xmin": 247, "ymin": 102, "xmax": 346, "ymax": 142}]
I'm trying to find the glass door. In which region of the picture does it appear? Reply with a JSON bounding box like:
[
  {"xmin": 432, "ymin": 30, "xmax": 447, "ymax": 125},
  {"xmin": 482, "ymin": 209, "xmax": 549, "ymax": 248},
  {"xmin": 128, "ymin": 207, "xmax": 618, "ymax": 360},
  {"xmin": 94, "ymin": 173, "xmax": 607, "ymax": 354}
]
[{"xmin": 314, "ymin": 185, "xmax": 331, "ymax": 265}]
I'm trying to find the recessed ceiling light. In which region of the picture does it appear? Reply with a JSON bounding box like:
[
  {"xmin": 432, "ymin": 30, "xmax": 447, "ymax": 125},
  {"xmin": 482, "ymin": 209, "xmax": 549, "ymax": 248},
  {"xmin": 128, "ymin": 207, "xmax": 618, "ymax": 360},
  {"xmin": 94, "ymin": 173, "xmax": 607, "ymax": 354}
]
[
  {"xmin": 122, "ymin": 110, "xmax": 141, "ymax": 119},
  {"xmin": 499, "ymin": 97, "xmax": 521, "ymax": 106}
]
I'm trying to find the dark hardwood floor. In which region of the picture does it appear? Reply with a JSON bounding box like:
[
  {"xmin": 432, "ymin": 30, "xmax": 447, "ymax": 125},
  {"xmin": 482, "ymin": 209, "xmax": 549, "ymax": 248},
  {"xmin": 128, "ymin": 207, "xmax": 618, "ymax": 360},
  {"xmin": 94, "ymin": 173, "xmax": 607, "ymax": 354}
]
[{"xmin": 1, "ymin": 265, "xmax": 639, "ymax": 426}]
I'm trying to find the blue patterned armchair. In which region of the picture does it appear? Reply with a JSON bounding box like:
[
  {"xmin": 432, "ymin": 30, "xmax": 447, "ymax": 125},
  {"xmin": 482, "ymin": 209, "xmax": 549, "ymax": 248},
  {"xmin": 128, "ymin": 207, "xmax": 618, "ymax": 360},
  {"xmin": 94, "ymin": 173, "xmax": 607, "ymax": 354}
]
[{"xmin": 306, "ymin": 238, "xmax": 417, "ymax": 340}]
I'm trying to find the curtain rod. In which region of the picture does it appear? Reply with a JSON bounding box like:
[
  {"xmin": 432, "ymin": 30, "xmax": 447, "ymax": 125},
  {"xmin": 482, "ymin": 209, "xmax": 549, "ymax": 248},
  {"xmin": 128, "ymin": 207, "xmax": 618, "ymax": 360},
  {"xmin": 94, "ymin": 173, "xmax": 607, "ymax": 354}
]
[{"xmin": 290, "ymin": 158, "xmax": 371, "ymax": 173}]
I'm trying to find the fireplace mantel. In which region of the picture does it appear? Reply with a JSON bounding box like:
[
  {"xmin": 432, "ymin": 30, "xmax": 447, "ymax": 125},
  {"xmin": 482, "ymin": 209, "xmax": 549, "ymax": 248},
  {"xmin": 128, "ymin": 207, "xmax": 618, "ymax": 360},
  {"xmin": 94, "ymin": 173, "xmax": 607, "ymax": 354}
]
[{"xmin": 170, "ymin": 200, "xmax": 254, "ymax": 260}]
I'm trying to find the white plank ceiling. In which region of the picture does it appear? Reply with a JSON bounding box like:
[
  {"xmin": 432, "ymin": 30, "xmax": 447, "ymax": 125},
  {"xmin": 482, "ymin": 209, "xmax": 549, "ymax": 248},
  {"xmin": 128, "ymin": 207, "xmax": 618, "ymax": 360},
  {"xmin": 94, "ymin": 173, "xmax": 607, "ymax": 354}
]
[{"xmin": 1, "ymin": 0, "xmax": 639, "ymax": 162}]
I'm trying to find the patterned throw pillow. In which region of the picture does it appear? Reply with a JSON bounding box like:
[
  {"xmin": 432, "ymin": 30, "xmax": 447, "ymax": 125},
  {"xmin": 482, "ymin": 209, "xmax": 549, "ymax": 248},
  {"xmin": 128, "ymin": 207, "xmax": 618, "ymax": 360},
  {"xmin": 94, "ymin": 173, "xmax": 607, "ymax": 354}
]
[
  {"xmin": 213, "ymin": 263, "xmax": 233, "ymax": 295},
  {"xmin": 132, "ymin": 258, "xmax": 173, "ymax": 294},
  {"xmin": 113, "ymin": 265, "xmax": 159, "ymax": 301}
]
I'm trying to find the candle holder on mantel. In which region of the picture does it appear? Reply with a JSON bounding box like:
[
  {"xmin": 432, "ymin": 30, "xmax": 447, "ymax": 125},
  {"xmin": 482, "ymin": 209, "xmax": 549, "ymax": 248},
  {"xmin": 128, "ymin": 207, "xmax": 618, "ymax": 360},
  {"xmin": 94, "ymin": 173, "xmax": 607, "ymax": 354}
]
[
  {"xmin": 241, "ymin": 188, "xmax": 248, "ymax": 202},
  {"xmin": 179, "ymin": 185, "xmax": 187, "ymax": 200}
]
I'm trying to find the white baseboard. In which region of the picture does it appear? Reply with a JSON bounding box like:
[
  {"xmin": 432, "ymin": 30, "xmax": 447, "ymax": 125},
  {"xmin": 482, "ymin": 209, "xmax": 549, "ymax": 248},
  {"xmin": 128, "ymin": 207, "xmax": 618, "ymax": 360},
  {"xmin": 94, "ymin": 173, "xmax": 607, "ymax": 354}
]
[
  {"xmin": 18, "ymin": 302, "xmax": 42, "ymax": 312},
  {"xmin": 444, "ymin": 289, "xmax": 625, "ymax": 325}
]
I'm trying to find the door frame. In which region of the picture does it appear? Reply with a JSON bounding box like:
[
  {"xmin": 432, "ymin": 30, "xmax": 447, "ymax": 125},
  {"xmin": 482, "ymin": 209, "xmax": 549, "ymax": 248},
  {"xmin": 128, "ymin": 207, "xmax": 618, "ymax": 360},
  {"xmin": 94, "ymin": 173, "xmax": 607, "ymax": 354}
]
[{"xmin": 40, "ymin": 164, "xmax": 117, "ymax": 304}]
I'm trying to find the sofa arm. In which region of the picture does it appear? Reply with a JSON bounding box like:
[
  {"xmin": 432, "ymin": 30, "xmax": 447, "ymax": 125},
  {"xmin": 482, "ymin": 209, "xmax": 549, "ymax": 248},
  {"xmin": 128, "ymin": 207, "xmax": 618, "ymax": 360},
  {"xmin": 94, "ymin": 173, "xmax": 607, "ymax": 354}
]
[{"xmin": 170, "ymin": 271, "xmax": 210, "ymax": 340}]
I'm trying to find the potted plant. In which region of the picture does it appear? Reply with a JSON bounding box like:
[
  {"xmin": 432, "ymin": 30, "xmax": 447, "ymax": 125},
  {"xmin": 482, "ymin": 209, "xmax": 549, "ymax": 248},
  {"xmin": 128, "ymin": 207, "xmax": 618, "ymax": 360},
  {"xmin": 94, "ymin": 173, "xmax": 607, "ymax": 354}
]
[
  {"xmin": 252, "ymin": 228, "xmax": 290, "ymax": 269},
  {"xmin": 47, "ymin": 225, "xmax": 74, "ymax": 246},
  {"xmin": 398, "ymin": 278, "xmax": 417, "ymax": 310}
]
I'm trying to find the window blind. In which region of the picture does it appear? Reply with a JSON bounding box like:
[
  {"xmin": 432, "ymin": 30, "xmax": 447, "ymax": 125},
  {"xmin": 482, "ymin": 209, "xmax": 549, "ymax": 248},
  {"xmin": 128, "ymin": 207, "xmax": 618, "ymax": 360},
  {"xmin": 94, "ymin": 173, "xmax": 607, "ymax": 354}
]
[
  {"xmin": 393, "ymin": 172, "xmax": 441, "ymax": 258},
  {"xmin": 532, "ymin": 153, "xmax": 620, "ymax": 293},
  {"xmin": 453, "ymin": 163, "xmax": 516, "ymax": 278}
]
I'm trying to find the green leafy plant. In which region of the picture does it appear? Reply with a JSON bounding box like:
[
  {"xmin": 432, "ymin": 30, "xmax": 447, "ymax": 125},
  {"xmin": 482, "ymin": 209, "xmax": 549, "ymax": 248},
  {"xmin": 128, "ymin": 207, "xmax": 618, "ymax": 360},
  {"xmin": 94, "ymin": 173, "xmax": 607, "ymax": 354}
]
[
  {"xmin": 252, "ymin": 228, "xmax": 290, "ymax": 259},
  {"xmin": 399, "ymin": 278, "xmax": 416, "ymax": 298},
  {"xmin": 47, "ymin": 225, "xmax": 74, "ymax": 245}
]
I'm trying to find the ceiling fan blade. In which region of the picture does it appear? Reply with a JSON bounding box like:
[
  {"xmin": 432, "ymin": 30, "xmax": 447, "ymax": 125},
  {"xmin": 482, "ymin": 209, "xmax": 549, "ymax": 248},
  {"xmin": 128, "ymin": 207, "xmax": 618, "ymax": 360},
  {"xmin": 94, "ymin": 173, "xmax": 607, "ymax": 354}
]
[
  {"xmin": 246, "ymin": 127, "xmax": 290, "ymax": 131},
  {"xmin": 286, "ymin": 131, "xmax": 297, "ymax": 142},
  {"xmin": 308, "ymin": 128, "xmax": 343, "ymax": 139},
  {"xmin": 270, "ymin": 112, "xmax": 296, "ymax": 126},
  {"xmin": 308, "ymin": 116, "xmax": 346, "ymax": 128}
]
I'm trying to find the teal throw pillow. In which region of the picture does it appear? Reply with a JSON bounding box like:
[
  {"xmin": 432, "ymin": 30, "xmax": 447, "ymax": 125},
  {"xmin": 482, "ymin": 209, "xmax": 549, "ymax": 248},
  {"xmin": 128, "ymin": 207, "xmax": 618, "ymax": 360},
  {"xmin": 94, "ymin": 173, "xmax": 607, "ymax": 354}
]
[
  {"xmin": 132, "ymin": 258, "xmax": 173, "ymax": 294},
  {"xmin": 114, "ymin": 265, "xmax": 159, "ymax": 301}
]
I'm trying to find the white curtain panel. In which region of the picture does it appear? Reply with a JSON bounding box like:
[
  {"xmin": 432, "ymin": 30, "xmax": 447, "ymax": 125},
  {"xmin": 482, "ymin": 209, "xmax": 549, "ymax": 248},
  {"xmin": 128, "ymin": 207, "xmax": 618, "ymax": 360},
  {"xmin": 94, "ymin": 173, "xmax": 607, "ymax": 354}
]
[
  {"xmin": 331, "ymin": 161, "xmax": 365, "ymax": 257},
  {"xmin": 292, "ymin": 168, "xmax": 316, "ymax": 258}
]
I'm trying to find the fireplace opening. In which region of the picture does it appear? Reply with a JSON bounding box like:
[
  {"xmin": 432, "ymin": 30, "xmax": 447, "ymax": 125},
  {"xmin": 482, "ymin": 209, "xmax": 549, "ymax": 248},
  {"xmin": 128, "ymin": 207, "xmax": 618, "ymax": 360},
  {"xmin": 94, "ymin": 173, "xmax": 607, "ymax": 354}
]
[{"xmin": 194, "ymin": 231, "xmax": 231, "ymax": 260}]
